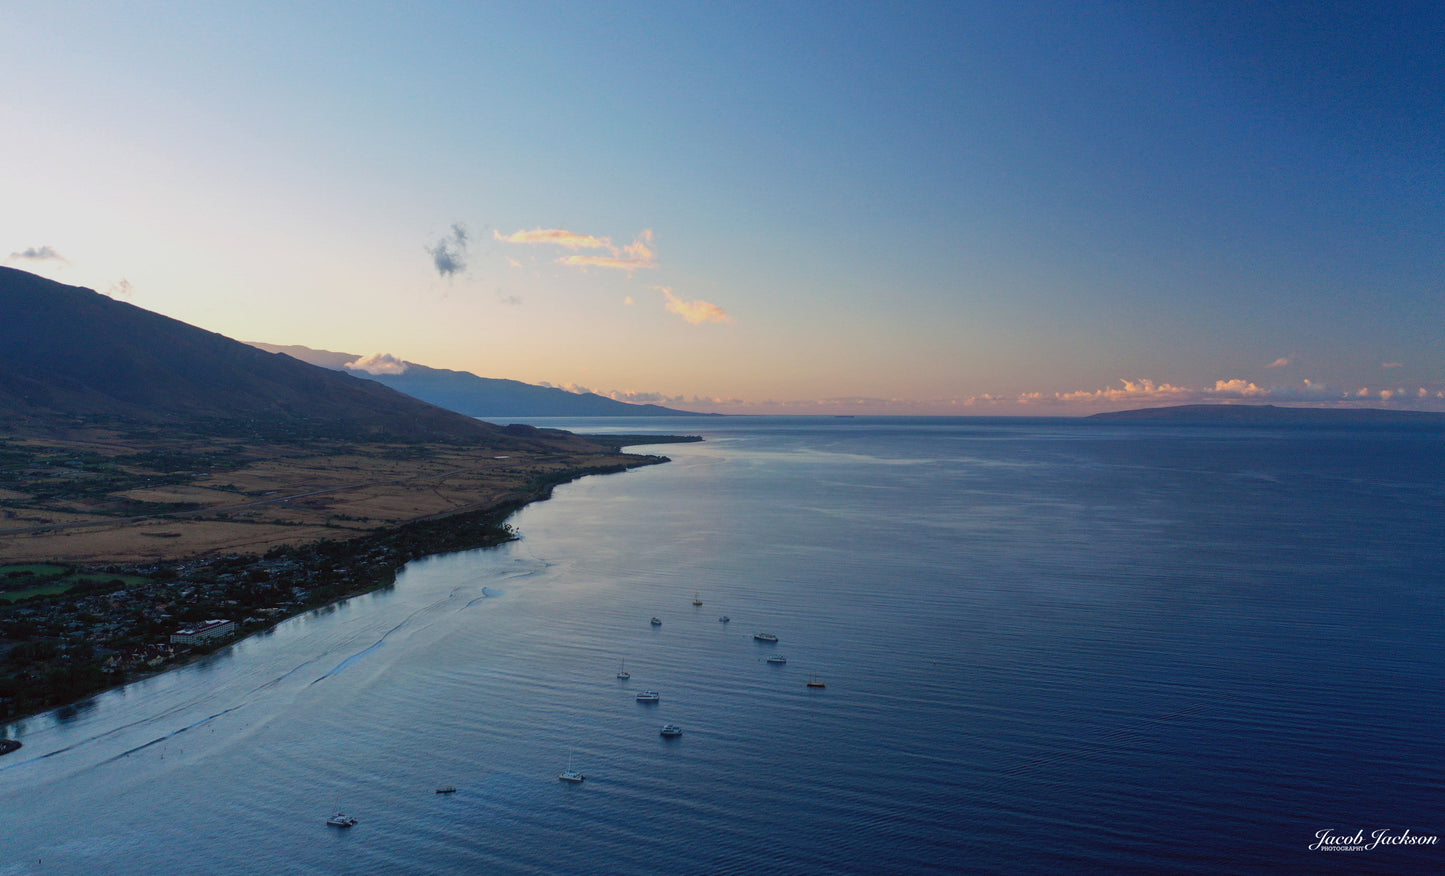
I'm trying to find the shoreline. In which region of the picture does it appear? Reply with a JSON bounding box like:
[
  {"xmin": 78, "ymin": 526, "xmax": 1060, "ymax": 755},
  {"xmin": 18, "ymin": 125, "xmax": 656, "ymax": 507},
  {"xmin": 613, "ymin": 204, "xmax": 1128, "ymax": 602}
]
[{"xmin": 0, "ymin": 452, "xmax": 674, "ymax": 730}]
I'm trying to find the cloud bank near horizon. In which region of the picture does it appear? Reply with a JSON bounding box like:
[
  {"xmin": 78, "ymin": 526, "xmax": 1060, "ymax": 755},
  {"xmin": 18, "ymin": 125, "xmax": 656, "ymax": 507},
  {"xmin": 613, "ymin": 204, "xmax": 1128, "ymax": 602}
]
[{"xmin": 537, "ymin": 377, "xmax": 1445, "ymax": 415}]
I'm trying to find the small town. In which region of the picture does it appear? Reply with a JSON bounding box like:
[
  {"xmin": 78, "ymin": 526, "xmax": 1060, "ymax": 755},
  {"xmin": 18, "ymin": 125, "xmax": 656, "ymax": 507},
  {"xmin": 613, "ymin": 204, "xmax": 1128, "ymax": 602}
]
[{"xmin": 0, "ymin": 506, "xmax": 520, "ymax": 723}]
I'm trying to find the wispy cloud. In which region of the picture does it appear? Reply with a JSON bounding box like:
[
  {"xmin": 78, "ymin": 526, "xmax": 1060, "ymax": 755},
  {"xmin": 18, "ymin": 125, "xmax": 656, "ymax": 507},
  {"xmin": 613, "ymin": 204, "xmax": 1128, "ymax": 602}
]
[
  {"xmin": 1382, "ymin": 361, "xmax": 1404, "ymax": 369},
  {"xmin": 660, "ymin": 286, "xmax": 730, "ymax": 324},
  {"xmin": 344, "ymin": 353, "xmax": 409, "ymax": 375},
  {"xmin": 1266, "ymin": 357, "xmax": 1291, "ymax": 368},
  {"xmin": 426, "ymin": 224, "xmax": 469, "ymax": 278},
  {"xmin": 106, "ymin": 278, "xmax": 134, "ymax": 299},
  {"xmin": 493, "ymin": 228, "xmax": 612, "ymax": 250},
  {"xmin": 495, "ymin": 226, "xmax": 658, "ymax": 271},
  {"xmin": 6, "ymin": 245, "xmax": 67, "ymax": 264}
]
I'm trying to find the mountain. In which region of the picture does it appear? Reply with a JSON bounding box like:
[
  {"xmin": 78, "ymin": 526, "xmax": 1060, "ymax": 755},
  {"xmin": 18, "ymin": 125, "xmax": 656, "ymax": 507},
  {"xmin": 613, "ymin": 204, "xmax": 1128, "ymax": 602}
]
[
  {"xmin": 0, "ymin": 267, "xmax": 592, "ymax": 448},
  {"xmin": 248, "ymin": 343, "xmax": 704, "ymax": 418},
  {"xmin": 1089, "ymin": 404, "xmax": 1445, "ymax": 425}
]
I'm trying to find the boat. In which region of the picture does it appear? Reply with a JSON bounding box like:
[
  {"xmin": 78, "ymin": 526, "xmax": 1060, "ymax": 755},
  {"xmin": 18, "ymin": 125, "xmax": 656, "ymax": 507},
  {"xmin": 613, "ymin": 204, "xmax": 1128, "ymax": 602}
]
[
  {"xmin": 692, "ymin": 593, "xmax": 703, "ymax": 605},
  {"xmin": 617, "ymin": 661, "xmax": 630, "ymax": 680},
  {"xmin": 326, "ymin": 813, "xmax": 359, "ymax": 827},
  {"xmin": 0, "ymin": 739, "xmax": 20, "ymax": 756},
  {"xmin": 753, "ymin": 632, "xmax": 778, "ymax": 643},
  {"xmin": 559, "ymin": 756, "xmax": 585, "ymax": 783},
  {"xmin": 766, "ymin": 655, "xmax": 787, "ymax": 665},
  {"xmin": 650, "ymin": 617, "xmax": 662, "ymax": 626},
  {"xmin": 435, "ymin": 786, "xmax": 457, "ymax": 794},
  {"xmin": 806, "ymin": 676, "xmax": 826, "ymax": 688},
  {"xmin": 718, "ymin": 615, "xmax": 730, "ymax": 623},
  {"xmin": 635, "ymin": 690, "xmax": 660, "ymax": 702},
  {"xmin": 660, "ymin": 723, "xmax": 683, "ymax": 737}
]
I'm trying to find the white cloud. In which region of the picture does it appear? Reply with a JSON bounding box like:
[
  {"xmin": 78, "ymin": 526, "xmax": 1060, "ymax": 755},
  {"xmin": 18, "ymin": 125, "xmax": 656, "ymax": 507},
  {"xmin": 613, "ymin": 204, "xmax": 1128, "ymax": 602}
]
[{"xmin": 344, "ymin": 353, "xmax": 409, "ymax": 375}]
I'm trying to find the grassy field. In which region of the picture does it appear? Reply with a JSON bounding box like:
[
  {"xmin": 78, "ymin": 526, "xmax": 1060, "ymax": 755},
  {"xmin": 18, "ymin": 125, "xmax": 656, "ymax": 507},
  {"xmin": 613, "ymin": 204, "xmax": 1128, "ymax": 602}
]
[{"xmin": 0, "ymin": 428, "xmax": 663, "ymax": 566}]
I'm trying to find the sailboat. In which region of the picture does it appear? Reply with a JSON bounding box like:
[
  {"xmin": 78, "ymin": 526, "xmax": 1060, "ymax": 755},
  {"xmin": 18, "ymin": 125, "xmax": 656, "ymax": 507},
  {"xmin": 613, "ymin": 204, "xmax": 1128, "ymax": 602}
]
[
  {"xmin": 617, "ymin": 661, "xmax": 630, "ymax": 680},
  {"xmin": 692, "ymin": 592, "xmax": 704, "ymax": 606},
  {"xmin": 806, "ymin": 675, "xmax": 826, "ymax": 689},
  {"xmin": 559, "ymin": 755, "xmax": 585, "ymax": 783}
]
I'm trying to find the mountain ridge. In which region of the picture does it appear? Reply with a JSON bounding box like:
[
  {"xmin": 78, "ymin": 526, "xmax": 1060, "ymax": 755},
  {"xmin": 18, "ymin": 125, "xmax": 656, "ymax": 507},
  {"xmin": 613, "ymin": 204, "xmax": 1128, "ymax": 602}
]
[
  {"xmin": 248, "ymin": 343, "xmax": 705, "ymax": 418},
  {"xmin": 0, "ymin": 267, "xmax": 593, "ymax": 448}
]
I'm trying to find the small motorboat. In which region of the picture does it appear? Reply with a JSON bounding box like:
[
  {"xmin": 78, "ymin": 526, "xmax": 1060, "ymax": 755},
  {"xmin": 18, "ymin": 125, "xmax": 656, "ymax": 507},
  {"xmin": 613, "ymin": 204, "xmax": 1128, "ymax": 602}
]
[
  {"xmin": 766, "ymin": 655, "xmax": 787, "ymax": 665},
  {"xmin": 435, "ymin": 786, "xmax": 457, "ymax": 794},
  {"xmin": 635, "ymin": 690, "xmax": 660, "ymax": 702},
  {"xmin": 660, "ymin": 723, "xmax": 683, "ymax": 737},
  {"xmin": 650, "ymin": 617, "xmax": 662, "ymax": 626},
  {"xmin": 753, "ymin": 632, "xmax": 778, "ymax": 643},
  {"xmin": 326, "ymin": 813, "xmax": 359, "ymax": 827},
  {"xmin": 718, "ymin": 615, "xmax": 730, "ymax": 623}
]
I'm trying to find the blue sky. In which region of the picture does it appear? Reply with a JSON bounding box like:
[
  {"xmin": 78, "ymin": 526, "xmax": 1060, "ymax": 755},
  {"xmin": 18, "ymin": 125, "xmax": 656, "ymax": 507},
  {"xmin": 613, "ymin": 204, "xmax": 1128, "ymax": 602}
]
[{"xmin": 4, "ymin": 1, "xmax": 1442, "ymax": 414}]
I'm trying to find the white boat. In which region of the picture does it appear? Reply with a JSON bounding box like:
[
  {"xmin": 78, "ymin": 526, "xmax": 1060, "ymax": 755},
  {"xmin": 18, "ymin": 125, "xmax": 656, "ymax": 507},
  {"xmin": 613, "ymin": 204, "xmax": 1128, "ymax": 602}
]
[
  {"xmin": 559, "ymin": 756, "xmax": 585, "ymax": 783},
  {"xmin": 753, "ymin": 632, "xmax": 778, "ymax": 643},
  {"xmin": 326, "ymin": 813, "xmax": 359, "ymax": 827},
  {"xmin": 766, "ymin": 655, "xmax": 787, "ymax": 665},
  {"xmin": 650, "ymin": 617, "xmax": 662, "ymax": 626},
  {"xmin": 635, "ymin": 690, "xmax": 660, "ymax": 702},
  {"xmin": 660, "ymin": 723, "xmax": 683, "ymax": 737},
  {"xmin": 617, "ymin": 661, "xmax": 630, "ymax": 680}
]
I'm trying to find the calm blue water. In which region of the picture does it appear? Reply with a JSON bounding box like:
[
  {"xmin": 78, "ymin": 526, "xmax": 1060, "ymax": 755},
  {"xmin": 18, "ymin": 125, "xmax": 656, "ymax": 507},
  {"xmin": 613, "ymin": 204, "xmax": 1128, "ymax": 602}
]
[{"xmin": 3, "ymin": 416, "xmax": 1442, "ymax": 874}]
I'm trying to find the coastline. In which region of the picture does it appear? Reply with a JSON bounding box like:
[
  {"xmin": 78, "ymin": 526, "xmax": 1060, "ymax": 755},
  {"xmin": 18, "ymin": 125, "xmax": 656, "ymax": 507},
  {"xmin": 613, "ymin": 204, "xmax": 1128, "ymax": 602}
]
[{"xmin": 0, "ymin": 444, "xmax": 679, "ymax": 729}]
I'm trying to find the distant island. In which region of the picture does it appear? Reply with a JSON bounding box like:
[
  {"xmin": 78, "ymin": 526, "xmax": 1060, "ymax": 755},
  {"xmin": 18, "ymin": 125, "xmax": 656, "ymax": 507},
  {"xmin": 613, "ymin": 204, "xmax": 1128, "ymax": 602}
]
[{"xmin": 1090, "ymin": 404, "xmax": 1445, "ymax": 425}]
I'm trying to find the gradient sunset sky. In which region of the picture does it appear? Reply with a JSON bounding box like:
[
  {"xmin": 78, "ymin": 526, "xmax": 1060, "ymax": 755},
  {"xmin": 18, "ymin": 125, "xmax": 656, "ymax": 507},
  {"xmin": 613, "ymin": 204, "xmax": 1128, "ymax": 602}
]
[{"xmin": 4, "ymin": 2, "xmax": 1442, "ymax": 414}]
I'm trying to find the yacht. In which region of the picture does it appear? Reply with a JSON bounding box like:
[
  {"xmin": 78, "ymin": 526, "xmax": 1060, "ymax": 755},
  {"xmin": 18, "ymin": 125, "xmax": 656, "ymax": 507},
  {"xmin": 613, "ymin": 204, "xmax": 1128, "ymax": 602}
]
[
  {"xmin": 806, "ymin": 676, "xmax": 827, "ymax": 688},
  {"xmin": 326, "ymin": 814, "xmax": 359, "ymax": 827},
  {"xmin": 635, "ymin": 690, "xmax": 660, "ymax": 702},
  {"xmin": 559, "ymin": 756, "xmax": 585, "ymax": 783},
  {"xmin": 753, "ymin": 632, "xmax": 778, "ymax": 643},
  {"xmin": 766, "ymin": 655, "xmax": 787, "ymax": 665},
  {"xmin": 660, "ymin": 723, "xmax": 683, "ymax": 737},
  {"xmin": 692, "ymin": 593, "xmax": 703, "ymax": 606},
  {"xmin": 617, "ymin": 661, "xmax": 630, "ymax": 680}
]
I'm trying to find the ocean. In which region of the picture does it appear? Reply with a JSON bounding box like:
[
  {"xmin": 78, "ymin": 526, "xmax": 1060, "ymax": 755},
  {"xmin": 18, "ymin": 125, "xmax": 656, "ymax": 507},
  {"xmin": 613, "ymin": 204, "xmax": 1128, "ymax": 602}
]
[{"xmin": 2, "ymin": 416, "xmax": 1442, "ymax": 874}]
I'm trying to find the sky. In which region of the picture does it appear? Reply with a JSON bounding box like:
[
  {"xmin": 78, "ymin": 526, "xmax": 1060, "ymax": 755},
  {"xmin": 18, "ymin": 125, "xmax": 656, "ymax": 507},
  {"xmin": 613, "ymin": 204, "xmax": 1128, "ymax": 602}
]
[{"xmin": 4, "ymin": 1, "xmax": 1442, "ymax": 415}]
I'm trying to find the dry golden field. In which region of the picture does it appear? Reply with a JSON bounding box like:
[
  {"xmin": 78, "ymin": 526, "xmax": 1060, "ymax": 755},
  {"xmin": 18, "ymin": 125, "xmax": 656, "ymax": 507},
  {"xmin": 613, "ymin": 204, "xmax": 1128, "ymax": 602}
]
[{"xmin": 0, "ymin": 429, "xmax": 650, "ymax": 565}]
